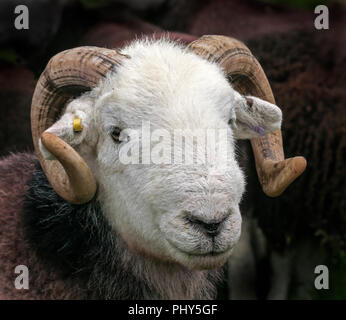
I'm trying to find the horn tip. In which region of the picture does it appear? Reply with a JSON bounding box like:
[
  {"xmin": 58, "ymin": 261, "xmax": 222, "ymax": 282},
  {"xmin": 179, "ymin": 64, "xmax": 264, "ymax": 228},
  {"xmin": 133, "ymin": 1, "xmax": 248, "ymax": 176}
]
[{"xmin": 262, "ymin": 156, "xmax": 307, "ymax": 198}]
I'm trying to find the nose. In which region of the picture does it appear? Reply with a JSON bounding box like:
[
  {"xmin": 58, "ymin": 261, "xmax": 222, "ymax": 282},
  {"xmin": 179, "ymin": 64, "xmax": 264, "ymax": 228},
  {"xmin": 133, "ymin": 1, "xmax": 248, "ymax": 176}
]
[{"xmin": 186, "ymin": 213, "xmax": 229, "ymax": 237}]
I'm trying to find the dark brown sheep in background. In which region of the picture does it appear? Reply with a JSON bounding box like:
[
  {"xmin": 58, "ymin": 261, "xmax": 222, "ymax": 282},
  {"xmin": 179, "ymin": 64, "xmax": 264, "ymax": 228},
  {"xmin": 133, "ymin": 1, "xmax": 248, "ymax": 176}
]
[{"xmin": 242, "ymin": 29, "xmax": 346, "ymax": 299}]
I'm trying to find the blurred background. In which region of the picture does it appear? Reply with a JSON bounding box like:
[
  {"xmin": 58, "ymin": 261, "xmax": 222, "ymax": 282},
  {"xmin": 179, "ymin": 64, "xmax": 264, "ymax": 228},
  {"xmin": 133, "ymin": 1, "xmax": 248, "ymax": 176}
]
[{"xmin": 0, "ymin": 0, "xmax": 345, "ymax": 299}]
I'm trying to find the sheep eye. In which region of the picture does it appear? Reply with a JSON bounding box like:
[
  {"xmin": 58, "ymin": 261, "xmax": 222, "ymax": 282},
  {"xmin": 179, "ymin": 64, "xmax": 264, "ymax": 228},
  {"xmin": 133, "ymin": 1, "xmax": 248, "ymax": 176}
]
[
  {"xmin": 228, "ymin": 118, "xmax": 235, "ymax": 126},
  {"xmin": 111, "ymin": 127, "xmax": 122, "ymax": 143}
]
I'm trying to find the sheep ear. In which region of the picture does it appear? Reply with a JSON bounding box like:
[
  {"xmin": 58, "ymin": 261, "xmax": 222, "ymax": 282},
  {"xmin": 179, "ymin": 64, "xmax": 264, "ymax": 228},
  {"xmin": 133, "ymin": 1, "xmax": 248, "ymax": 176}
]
[
  {"xmin": 231, "ymin": 93, "xmax": 282, "ymax": 140},
  {"xmin": 39, "ymin": 96, "xmax": 93, "ymax": 160}
]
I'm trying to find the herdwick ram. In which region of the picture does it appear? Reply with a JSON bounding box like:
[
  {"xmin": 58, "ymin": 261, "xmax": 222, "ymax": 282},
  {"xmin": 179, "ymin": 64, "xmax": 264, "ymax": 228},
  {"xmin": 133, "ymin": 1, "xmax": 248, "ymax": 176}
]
[{"xmin": 0, "ymin": 35, "xmax": 306, "ymax": 299}]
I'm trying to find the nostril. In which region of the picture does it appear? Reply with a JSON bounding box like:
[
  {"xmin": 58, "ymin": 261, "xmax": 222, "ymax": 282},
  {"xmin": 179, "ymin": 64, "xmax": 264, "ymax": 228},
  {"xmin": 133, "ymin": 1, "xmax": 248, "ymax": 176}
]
[
  {"xmin": 186, "ymin": 215, "xmax": 223, "ymax": 237},
  {"xmin": 203, "ymin": 222, "xmax": 221, "ymax": 235}
]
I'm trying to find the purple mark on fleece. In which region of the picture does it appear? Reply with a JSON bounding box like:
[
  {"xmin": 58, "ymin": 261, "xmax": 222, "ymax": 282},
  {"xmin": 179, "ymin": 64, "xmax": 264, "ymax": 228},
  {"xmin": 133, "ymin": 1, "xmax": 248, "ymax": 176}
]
[
  {"xmin": 250, "ymin": 125, "xmax": 265, "ymax": 136},
  {"xmin": 232, "ymin": 119, "xmax": 265, "ymax": 136}
]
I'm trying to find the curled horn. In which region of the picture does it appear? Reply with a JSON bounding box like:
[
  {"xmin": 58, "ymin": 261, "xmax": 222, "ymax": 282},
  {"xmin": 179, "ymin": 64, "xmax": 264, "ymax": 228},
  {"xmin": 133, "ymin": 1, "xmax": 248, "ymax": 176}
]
[
  {"xmin": 188, "ymin": 35, "xmax": 306, "ymax": 197},
  {"xmin": 31, "ymin": 46, "xmax": 128, "ymax": 204}
]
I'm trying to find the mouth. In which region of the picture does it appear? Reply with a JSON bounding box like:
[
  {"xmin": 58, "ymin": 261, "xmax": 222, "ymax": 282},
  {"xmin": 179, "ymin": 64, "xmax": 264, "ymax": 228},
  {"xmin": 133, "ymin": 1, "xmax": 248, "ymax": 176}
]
[{"xmin": 165, "ymin": 237, "xmax": 232, "ymax": 258}]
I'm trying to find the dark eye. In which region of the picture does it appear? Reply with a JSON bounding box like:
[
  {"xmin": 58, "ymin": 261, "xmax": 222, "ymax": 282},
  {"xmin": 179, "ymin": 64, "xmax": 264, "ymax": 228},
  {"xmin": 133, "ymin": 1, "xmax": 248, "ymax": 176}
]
[
  {"xmin": 228, "ymin": 117, "xmax": 236, "ymax": 126},
  {"xmin": 111, "ymin": 127, "xmax": 122, "ymax": 143}
]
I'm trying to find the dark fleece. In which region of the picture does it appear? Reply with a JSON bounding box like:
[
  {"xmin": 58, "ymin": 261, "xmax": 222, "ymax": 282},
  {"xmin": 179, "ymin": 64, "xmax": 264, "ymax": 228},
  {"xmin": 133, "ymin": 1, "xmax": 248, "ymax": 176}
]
[
  {"xmin": 0, "ymin": 153, "xmax": 221, "ymax": 299},
  {"xmin": 0, "ymin": 153, "xmax": 84, "ymax": 299}
]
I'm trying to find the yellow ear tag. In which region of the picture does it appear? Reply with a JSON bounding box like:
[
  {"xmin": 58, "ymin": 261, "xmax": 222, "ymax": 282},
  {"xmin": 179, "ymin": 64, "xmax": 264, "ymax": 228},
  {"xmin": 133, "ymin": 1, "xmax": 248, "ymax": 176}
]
[{"xmin": 73, "ymin": 117, "xmax": 83, "ymax": 132}]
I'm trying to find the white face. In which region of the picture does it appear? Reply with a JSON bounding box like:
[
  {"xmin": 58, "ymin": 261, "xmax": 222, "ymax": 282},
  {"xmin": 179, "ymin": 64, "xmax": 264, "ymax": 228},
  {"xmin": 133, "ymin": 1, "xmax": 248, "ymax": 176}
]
[
  {"xmin": 96, "ymin": 84, "xmax": 245, "ymax": 270},
  {"xmin": 42, "ymin": 40, "xmax": 282, "ymax": 270}
]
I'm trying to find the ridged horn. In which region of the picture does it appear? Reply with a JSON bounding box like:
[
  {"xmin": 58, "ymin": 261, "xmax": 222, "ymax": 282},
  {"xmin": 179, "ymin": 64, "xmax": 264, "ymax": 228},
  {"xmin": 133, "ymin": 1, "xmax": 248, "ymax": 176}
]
[
  {"xmin": 31, "ymin": 46, "xmax": 129, "ymax": 204},
  {"xmin": 188, "ymin": 35, "xmax": 306, "ymax": 197}
]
